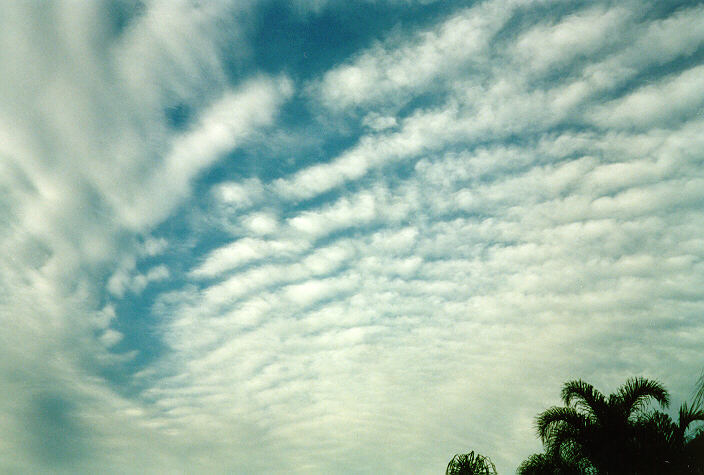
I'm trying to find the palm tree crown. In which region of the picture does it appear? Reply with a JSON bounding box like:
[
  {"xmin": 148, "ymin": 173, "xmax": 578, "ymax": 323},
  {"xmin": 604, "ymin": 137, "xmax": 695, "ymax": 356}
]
[
  {"xmin": 446, "ymin": 451, "xmax": 497, "ymax": 475},
  {"xmin": 533, "ymin": 377, "xmax": 671, "ymax": 474}
]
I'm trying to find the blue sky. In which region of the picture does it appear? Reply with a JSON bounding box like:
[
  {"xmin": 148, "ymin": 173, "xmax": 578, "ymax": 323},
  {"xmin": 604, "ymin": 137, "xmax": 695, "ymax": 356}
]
[{"xmin": 1, "ymin": 0, "xmax": 704, "ymax": 472}]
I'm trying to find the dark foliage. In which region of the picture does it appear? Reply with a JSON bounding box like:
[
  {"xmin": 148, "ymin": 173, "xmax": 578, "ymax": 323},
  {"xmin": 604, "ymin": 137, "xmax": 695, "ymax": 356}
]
[
  {"xmin": 446, "ymin": 451, "xmax": 497, "ymax": 475},
  {"xmin": 519, "ymin": 377, "xmax": 704, "ymax": 475},
  {"xmin": 517, "ymin": 450, "xmax": 596, "ymax": 475}
]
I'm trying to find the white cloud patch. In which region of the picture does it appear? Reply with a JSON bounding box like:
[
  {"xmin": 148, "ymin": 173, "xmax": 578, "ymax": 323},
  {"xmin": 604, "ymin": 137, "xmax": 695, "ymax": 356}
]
[
  {"xmin": 141, "ymin": 237, "xmax": 170, "ymax": 257},
  {"xmin": 242, "ymin": 211, "xmax": 280, "ymax": 235},
  {"xmin": 590, "ymin": 65, "xmax": 704, "ymax": 129},
  {"xmin": 288, "ymin": 192, "xmax": 378, "ymax": 237},
  {"xmin": 362, "ymin": 112, "xmax": 398, "ymax": 131},
  {"xmin": 192, "ymin": 237, "xmax": 309, "ymax": 278},
  {"xmin": 512, "ymin": 6, "xmax": 630, "ymax": 73}
]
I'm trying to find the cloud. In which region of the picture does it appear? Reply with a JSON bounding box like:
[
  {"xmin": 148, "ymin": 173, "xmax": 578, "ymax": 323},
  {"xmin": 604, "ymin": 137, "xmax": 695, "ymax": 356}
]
[
  {"xmin": 511, "ymin": 5, "xmax": 631, "ymax": 74},
  {"xmin": 589, "ymin": 65, "xmax": 704, "ymax": 129},
  {"xmin": 242, "ymin": 211, "xmax": 279, "ymax": 235},
  {"xmin": 121, "ymin": 75, "xmax": 293, "ymax": 228},
  {"xmin": 0, "ymin": 0, "xmax": 292, "ymax": 472},
  {"xmin": 148, "ymin": 3, "xmax": 704, "ymax": 472},
  {"xmin": 288, "ymin": 192, "xmax": 378, "ymax": 237},
  {"xmin": 314, "ymin": 0, "xmax": 517, "ymax": 110},
  {"xmin": 362, "ymin": 112, "xmax": 398, "ymax": 131},
  {"xmin": 107, "ymin": 260, "xmax": 172, "ymax": 297},
  {"xmin": 191, "ymin": 237, "xmax": 309, "ymax": 278}
]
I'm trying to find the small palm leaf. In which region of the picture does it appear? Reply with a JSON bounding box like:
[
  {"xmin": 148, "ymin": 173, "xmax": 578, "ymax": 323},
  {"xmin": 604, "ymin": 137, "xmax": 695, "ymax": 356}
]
[
  {"xmin": 614, "ymin": 377, "xmax": 670, "ymax": 417},
  {"xmin": 536, "ymin": 406, "xmax": 589, "ymax": 445},
  {"xmin": 561, "ymin": 380, "xmax": 607, "ymax": 418},
  {"xmin": 678, "ymin": 402, "xmax": 704, "ymax": 438},
  {"xmin": 518, "ymin": 450, "xmax": 595, "ymax": 475},
  {"xmin": 518, "ymin": 453, "xmax": 556, "ymax": 474},
  {"xmin": 693, "ymin": 369, "xmax": 704, "ymax": 409}
]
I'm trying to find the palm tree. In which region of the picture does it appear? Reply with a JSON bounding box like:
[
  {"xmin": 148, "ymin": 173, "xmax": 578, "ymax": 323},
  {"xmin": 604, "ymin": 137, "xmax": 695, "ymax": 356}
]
[
  {"xmin": 446, "ymin": 451, "xmax": 497, "ymax": 475},
  {"xmin": 533, "ymin": 377, "xmax": 670, "ymax": 474}
]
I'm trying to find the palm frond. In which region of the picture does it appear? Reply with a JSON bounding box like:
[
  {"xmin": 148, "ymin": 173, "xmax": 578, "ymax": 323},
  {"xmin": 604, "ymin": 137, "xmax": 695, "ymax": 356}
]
[
  {"xmin": 536, "ymin": 406, "xmax": 589, "ymax": 445},
  {"xmin": 678, "ymin": 402, "xmax": 704, "ymax": 437},
  {"xmin": 615, "ymin": 377, "xmax": 670, "ymax": 416},
  {"xmin": 561, "ymin": 380, "xmax": 607, "ymax": 417},
  {"xmin": 693, "ymin": 369, "xmax": 704, "ymax": 409},
  {"xmin": 632, "ymin": 410, "xmax": 677, "ymax": 448},
  {"xmin": 518, "ymin": 449, "xmax": 594, "ymax": 475},
  {"xmin": 518, "ymin": 453, "xmax": 556, "ymax": 475},
  {"xmin": 550, "ymin": 423, "xmax": 590, "ymax": 455}
]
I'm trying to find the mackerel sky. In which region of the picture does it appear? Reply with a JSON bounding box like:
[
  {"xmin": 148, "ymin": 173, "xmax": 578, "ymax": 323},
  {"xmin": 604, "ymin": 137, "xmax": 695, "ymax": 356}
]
[{"xmin": 1, "ymin": 0, "xmax": 704, "ymax": 473}]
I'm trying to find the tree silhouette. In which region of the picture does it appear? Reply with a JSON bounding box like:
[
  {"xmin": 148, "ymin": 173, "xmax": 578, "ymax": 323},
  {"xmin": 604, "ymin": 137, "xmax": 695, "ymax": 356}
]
[
  {"xmin": 525, "ymin": 377, "xmax": 670, "ymax": 474},
  {"xmin": 517, "ymin": 450, "xmax": 596, "ymax": 474},
  {"xmin": 518, "ymin": 376, "xmax": 704, "ymax": 474},
  {"xmin": 446, "ymin": 451, "xmax": 497, "ymax": 475},
  {"xmin": 633, "ymin": 401, "xmax": 704, "ymax": 473}
]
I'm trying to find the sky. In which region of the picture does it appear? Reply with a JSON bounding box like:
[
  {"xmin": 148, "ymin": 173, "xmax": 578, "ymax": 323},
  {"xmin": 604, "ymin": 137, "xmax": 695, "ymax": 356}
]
[{"xmin": 1, "ymin": 0, "xmax": 703, "ymax": 473}]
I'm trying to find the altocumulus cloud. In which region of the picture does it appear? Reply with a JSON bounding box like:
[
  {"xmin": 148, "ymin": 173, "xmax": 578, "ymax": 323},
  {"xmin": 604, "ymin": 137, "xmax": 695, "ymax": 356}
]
[{"xmin": 1, "ymin": 0, "xmax": 703, "ymax": 473}]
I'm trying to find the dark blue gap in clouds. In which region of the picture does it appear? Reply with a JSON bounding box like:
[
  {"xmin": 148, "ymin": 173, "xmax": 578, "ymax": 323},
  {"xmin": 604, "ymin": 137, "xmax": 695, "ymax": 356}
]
[
  {"xmin": 164, "ymin": 102, "xmax": 193, "ymax": 131},
  {"xmin": 641, "ymin": 0, "xmax": 704, "ymax": 21},
  {"xmin": 396, "ymin": 90, "xmax": 452, "ymax": 118},
  {"xmin": 96, "ymin": 229, "xmax": 198, "ymax": 394},
  {"xmin": 242, "ymin": 0, "xmax": 467, "ymax": 81},
  {"xmin": 100, "ymin": 284, "xmax": 170, "ymax": 393},
  {"xmin": 104, "ymin": 0, "xmax": 146, "ymax": 40},
  {"xmin": 492, "ymin": 0, "xmax": 593, "ymax": 47}
]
